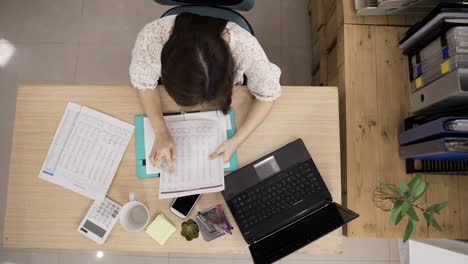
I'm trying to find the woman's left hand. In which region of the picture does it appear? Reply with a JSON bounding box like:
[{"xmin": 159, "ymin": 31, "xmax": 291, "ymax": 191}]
[{"xmin": 209, "ymin": 138, "xmax": 241, "ymax": 162}]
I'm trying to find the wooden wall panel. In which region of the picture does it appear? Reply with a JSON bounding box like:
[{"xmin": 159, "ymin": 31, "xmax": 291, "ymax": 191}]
[
  {"xmin": 426, "ymin": 175, "xmax": 462, "ymax": 238},
  {"xmin": 459, "ymin": 176, "xmax": 468, "ymax": 238},
  {"xmin": 374, "ymin": 26, "xmax": 427, "ymax": 237},
  {"xmin": 344, "ymin": 25, "xmax": 381, "ymax": 237}
]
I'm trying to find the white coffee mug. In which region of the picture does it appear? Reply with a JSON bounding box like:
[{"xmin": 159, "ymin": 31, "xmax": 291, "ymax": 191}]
[{"xmin": 119, "ymin": 192, "xmax": 150, "ymax": 232}]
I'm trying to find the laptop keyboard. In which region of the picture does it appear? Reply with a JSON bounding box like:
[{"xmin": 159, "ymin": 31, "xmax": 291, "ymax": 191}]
[{"xmin": 230, "ymin": 160, "xmax": 324, "ymax": 230}]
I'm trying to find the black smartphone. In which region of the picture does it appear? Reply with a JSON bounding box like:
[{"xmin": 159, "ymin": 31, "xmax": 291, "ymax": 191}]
[{"xmin": 170, "ymin": 194, "xmax": 201, "ymax": 219}]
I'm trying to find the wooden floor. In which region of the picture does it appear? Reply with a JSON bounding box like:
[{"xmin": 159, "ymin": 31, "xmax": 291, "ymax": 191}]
[{"xmin": 334, "ymin": 0, "xmax": 468, "ymax": 239}]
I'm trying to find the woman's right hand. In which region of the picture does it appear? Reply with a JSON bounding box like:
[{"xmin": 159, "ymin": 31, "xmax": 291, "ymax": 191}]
[{"xmin": 149, "ymin": 131, "xmax": 176, "ymax": 172}]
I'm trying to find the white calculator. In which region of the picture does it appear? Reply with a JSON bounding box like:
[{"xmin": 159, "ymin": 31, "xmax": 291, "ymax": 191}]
[{"xmin": 78, "ymin": 197, "xmax": 121, "ymax": 245}]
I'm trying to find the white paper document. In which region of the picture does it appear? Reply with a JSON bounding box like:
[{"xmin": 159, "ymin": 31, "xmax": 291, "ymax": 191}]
[
  {"xmin": 158, "ymin": 120, "xmax": 225, "ymax": 199},
  {"xmin": 144, "ymin": 111, "xmax": 231, "ymax": 175},
  {"xmin": 142, "ymin": 111, "xmax": 227, "ymax": 199},
  {"xmin": 39, "ymin": 102, "xmax": 134, "ymax": 201}
]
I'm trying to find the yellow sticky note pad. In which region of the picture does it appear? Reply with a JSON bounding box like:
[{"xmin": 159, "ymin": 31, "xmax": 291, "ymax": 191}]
[
  {"xmin": 415, "ymin": 77, "xmax": 423, "ymax": 89},
  {"xmin": 441, "ymin": 60, "xmax": 450, "ymax": 74},
  {"xmin": 145, "ymin": 213, "xmax": 176, "ymax": 245}
]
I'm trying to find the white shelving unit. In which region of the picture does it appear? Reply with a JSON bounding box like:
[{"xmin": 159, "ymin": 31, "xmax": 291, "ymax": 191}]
[{"xmin": 355, "ymin": 0, "xmax": 460, "ymax": 16}]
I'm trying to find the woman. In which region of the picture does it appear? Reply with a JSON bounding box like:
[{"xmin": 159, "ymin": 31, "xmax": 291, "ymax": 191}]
[{"xmin": 129, "ymin": 13, "xmax": 281, "ymax": 172}]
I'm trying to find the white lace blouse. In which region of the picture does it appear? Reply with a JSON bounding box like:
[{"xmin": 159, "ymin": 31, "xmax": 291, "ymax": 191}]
[{"xmin": 129, "ymin": 15, "xmax": 282, "ymax": 102}]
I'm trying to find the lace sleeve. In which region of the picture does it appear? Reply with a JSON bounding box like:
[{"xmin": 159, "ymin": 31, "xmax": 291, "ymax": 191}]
[
  {"xmin": 129, "ymin": 16, "xmax": 176, "ymax": 90},
  {"xmin": 227, "ymin": 23, "xmax": 282, "ymax": 101}
]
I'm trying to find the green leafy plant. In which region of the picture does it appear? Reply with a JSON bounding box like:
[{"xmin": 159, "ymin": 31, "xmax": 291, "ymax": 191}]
[
  {"xmin": 379, "ymin": 174, "xmax": 448, "ymax": 242},
  {"xmin": 181, "ymin": 219, "xmax": 199, "ymax": 241}
]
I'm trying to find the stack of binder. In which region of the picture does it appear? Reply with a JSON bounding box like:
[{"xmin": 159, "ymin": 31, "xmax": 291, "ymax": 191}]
[
  {"xmin": 399, "ymin": 3, "xmax": 468, "ymax": 114},
  {"xmin": 410, "ymin": 26, "xmax": 468, "ymax": 113},
  {"xmin": 399, "ymin": 116, "xmax": 468, "ymax": 174},
  {"xmin": 410, "ymin": 27, "xmax": 468, "ymax": 90}
]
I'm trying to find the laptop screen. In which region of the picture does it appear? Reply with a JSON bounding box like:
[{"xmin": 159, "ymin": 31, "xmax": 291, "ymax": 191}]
[{"xmin": 249, "ymin": 203, "xmax": 358, "ymax": 264}]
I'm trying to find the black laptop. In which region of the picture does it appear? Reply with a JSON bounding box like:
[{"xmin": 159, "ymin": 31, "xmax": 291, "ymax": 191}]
[{"xmin": 222, "ymin": 139, "xmax": 359, "ymax": 264}]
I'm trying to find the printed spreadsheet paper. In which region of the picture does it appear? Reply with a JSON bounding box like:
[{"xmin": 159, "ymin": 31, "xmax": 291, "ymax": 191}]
[
  {"xmin": 143, "ymin": 111, "xmax": 227, "ymax": 199},
  {"xmin": 159, "ymin": 120, "xmax": 224, "ymax": 199},
  {"xmin": 39, "ymin": 102, "xmax": 134, "ymax": 201},
  {"xmin": 144, "ymin": 111, "xmax": 231, "ymax": 175}
]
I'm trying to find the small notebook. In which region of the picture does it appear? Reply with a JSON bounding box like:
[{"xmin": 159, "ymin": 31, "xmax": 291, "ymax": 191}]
[{"xmin": 145, "ymin": 213, "xmax": 176, "ymax": 245}]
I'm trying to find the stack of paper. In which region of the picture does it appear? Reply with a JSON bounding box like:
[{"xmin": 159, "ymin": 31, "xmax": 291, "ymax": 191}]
[
  {"xmin": 144, "ymin": 111, "xmax": 227, "ymax": 199},
  {"xmin": 145, "ymin": 214, "xmax": 176, "ymax": 245},
  {"xmin": 39, "ymin": 102, "xmax": 134, "ymax": 200}
]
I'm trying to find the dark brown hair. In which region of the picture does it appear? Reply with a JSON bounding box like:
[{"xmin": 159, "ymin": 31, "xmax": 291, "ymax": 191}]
[{"xmin": 161, "ymin": 13, "xmax": 235, "ymax": 114}]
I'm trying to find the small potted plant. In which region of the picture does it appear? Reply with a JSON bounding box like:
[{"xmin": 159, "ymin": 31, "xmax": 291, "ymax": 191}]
[
  {"xmin": 375, "ymin": 173, "xmax": 448, "ymax": 241},
  {"xmin": 181, "ymin": 219, "xmax": 199, "ymax": 241}
]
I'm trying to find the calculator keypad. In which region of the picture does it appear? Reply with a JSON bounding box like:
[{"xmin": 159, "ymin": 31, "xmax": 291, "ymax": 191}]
[
  {"xmin": 89, "ymin": 199, "xmax": 120, "ymax": 229},
  {"xmin": 79, "ymin": 197, "xmax": 121, "ymax": 244}
]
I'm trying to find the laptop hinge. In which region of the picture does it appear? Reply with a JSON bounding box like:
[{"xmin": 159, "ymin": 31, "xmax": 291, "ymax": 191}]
[{"xmin": 252, "ymin": 202, "xmax": 332, "ymax": 245}]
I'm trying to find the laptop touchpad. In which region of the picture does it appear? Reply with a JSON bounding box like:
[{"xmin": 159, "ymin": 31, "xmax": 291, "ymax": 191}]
[{"xmin": 253, "ymin": 156, "xmax": 281, "ymax": 180}]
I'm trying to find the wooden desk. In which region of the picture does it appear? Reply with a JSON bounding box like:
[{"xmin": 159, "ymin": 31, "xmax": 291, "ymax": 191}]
[
  {"xmin": 310, "ymin": 0, "xmax": 468, "ymax": 239},
  {"xmin": 4, "ymin": 85, "xmax": 343, "ymax": 254}
]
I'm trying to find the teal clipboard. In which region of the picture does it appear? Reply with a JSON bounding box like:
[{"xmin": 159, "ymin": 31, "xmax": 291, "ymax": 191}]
[
  {"xmin": 135, "ymin": 109, "xmax": 239, "ymax": 179},
  {"xmin": 226, "ymin": 109, "xmax": 239, "ymax": 172}
]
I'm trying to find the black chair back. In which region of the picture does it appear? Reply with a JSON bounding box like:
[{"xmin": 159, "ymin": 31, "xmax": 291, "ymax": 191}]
[{"xmin": 154, "ymin": 0, "xmax": 255, "ymax": 11}]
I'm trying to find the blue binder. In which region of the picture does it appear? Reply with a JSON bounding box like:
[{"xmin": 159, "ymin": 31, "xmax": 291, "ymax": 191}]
[
  {"xmin": 399, "ymin": 116, "xmax": 468, "ymax": 146},
  {"xmin": 135, "ymin": 109, "xmax": 239, "ymax": 179},
  {"xmin": 399, "ymin": 137, "xmax": 468, "ymax": 160}
]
